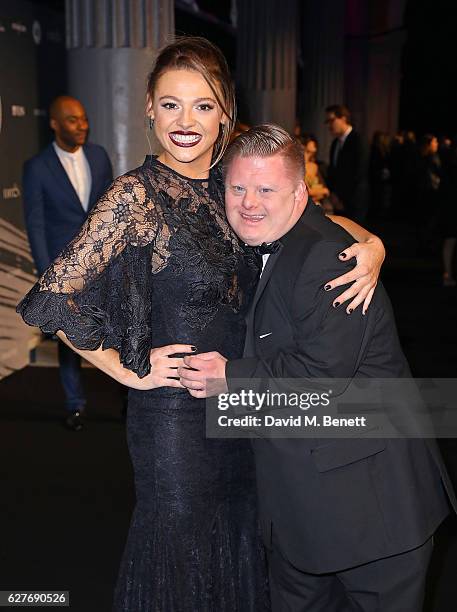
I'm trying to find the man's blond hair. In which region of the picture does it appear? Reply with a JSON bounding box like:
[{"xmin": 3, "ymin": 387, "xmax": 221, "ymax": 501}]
[{"xmin": 223, "ymin": 124, "xmax": 305, "ymax": 181}]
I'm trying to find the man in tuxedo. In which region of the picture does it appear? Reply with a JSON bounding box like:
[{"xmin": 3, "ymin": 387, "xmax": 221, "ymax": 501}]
[
  {"xmin": 23, "ymin": 96, "xmax": 113, "ymax": 431},
  {"xmin": 179, "ymin": 125, "xmax": 455, "ymax": 611},
  {"xmin": 325, "ymin": 104, "xmax": 369, "ymax": 222}
]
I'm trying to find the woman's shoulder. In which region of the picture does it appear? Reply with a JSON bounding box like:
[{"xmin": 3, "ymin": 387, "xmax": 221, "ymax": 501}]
[
  {"xmin": 103, "ymin": 171, "xmax": 149, "ymax": 209},
  {"xmin": 123, "ymin": 161, "xmax": 152, "ymax": 185},
  {"xmin": 110, "ymin": 158, "xmax": 173, "ymax": 205}
]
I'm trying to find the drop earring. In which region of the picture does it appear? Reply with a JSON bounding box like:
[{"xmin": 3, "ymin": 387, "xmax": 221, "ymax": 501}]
[{"xmin": 149, "ymin": 117, "xmax": 154, "ymax": 130}]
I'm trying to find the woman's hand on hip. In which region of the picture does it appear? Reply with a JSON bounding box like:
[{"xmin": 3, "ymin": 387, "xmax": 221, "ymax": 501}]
[{"xmin": 123, "ymin": 344, "xmax": 197, "ymax": 390}]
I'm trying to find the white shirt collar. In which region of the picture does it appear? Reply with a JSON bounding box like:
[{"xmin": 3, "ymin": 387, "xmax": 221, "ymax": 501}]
[{"xmin": 53, "ymin": 141, "xmax": 83, "ymax": 159}]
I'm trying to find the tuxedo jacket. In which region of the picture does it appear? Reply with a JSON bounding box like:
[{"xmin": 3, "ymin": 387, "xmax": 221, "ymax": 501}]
[
  {"xmin": 226, "ymin": 201, "xmax": 455, "ymax": 574},
  {"xmin": 23, "ymin": 142, "xmax": 113, "ymax": 274},
  {"xmin": 327, "ymin": 129, "xmax": 369, "ymax": 219}
]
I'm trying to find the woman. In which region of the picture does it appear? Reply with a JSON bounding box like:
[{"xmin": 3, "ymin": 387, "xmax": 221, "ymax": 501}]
[
  {"xmin": 17, "ymin": 37, "xmax": 385, "ymax": 610},
  {"xmin": 302, "ymin": 133, "xmax": 331, "ymax": 208},
  {"xmin": 418, "ymin": 134, "xmax": 441, "ymax": 200}
]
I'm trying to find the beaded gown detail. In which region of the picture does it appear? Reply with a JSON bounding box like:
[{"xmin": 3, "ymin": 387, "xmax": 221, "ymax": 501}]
[{"xmin": 17, "ymin": 157, "xmax": 269, "ymax": 611}]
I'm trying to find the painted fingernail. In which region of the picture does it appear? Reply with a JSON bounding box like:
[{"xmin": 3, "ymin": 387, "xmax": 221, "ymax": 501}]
[
  {"xmin": 339, "ymin": 252, "xmax": 347, "ymax": 259},
  {"xmin": 191, "ymin": 346, "xmax": 197, "ymax": 351},
  {"xmin": 362, "ymin": 310, "xmax": 366, "ymax": 316},
  {"xmin": 333, "ymin": 302, "xmax": 340, "ymax": 308},
  {"xmin": 347, "ymin": 308, "xmax": 353, "ymax": 315},
  {"xmin": 324, "ymin": 284, "xmax": 331, "ymax": 291}
]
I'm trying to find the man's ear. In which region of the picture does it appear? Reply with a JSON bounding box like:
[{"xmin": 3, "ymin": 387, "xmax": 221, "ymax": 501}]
[
  {"xmin": 294, "ymin": 179, "xmax": 307, "ymax": 203},
  {"xmin": 49, "ymin": 118, "xmax": 57, "ymax": 132}
]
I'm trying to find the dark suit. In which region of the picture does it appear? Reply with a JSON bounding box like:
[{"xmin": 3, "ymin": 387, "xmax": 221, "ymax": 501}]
[
  {"xmin": 328, "ymin": 129, "xmax": 369, "ymax": 222},
  {"xmin": 226, "ymin": 202, "xmax": 455, "ymax": 611},
  {"xmin": 23, "ymin": 142, "xmax": 113, "ymax": 411},
  {"xmin": 23, "ymin": 142, "xmax": 113, "ymax": 274}
]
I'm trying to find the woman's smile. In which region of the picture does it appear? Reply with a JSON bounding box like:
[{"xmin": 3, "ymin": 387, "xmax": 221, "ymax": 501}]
[{"xmin": 168, "ymin": 131, "xmax": 203, "ymax": 147}]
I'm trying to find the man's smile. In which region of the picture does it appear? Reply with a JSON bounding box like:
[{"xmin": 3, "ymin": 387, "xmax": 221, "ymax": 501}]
[{"xmin": 240, "ymin": 213, "xmax": 266, "ymax": 223}]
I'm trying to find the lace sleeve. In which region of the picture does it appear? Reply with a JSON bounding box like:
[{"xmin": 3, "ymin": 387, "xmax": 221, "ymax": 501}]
[{"xmin": 17, "ymin": 174, "xmax": 159, "ymax": 378}]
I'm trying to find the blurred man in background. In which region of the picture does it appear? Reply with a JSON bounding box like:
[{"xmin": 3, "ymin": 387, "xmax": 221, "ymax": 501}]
[
  {"xmin": 22, "ymin": 96, "xmax": 113, "ymax": 431},
  {"xmin": 325, "ymin": 104, "xmax": 369, "ymax": 222}
]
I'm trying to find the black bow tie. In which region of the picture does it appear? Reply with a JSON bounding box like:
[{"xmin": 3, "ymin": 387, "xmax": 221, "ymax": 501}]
[{"xmin": 253, "ymin": 241, "xmax": 282, "ymax": 256}]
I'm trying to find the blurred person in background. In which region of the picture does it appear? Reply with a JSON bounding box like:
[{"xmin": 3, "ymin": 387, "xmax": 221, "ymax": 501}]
[
  {"xmin": 439, "ymin": 135, "xmax": 452, "ymax": 162},
  {"xmin": 418, "ymin": 134, "xmax": 441, "ymax": 197},
  {"xmin": 301, "ymin": 133, "xmax": 332, "ymax": 213},
  {"xmin": 389, "ymin": 131, "xmax": 407, "ymax": 215},
  {"xmin": 405, "ymin": 130, "xmax": 417, "ymax": 146},
  {"xmin": 439, "ymin": 136, "xmax": 457, "ymax": 286},
  {"xmin": 404, "ymin": 131, "xmax": 420, "ymax": 203},
  {"xmin": 390, "ymin": 130, "xmax": 419, "ymax": 219},
  {"xmin": 293, "ymin": 119, "xmax": 302, "ymax": 139},
  {"xmin": 325, "ymin": 104, "xmax": 370, "ymax": 223},
  {"xmin": 415, "ymin": 134, "xmax": 442, "ymax": 252},
  {"xmin": 22, "ymin": 96, "xmax": 113, "ymax": 431},
  {"xmin": 369, "ymin": 131, "xmax": 391, "ymax": 218}
]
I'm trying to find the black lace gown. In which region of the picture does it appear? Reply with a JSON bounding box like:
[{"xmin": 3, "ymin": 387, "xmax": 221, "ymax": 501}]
[{"xmin": 17, "ymin": 157, "xmax": 269, "ymax": 611}]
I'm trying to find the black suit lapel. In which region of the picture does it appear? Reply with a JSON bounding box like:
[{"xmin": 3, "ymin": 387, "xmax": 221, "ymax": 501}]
[
  {"xmin": 250, "ymin": 244, "xmax": 284, "ymax": 316},
  {"xmin": 338, "ymin": 130, "xmax": 354, "ymax": 161},
  {"xmin": 44, "ymin": 145, "xmax": 83, "ymax": 211},
  {"xmin": 83, "ymin": 144, "xmax": 96, "ymax": 207},
  {"xmin": 243, "ymin": 245, "xmax": 283, "ymax": 357}
]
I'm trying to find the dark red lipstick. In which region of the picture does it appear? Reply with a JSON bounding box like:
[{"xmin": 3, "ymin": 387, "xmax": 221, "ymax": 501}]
[{"xmin": 168, "ymin": 131, "xmax": 202, "ymax": 148}]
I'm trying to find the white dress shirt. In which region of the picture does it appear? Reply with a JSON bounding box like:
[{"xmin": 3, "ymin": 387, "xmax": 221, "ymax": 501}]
[
  {"xmin": 53, "ymin": 142, "xmax": 92, "ymax": 211},
  {"xmin": 260, "ymin": 254, "xmax": 270, "ymax": 276}
]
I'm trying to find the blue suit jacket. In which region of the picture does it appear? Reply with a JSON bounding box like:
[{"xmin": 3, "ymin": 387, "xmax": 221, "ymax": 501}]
[{"xmin": 23, "ymin": 142, "xmax": 113, "ymax": 274}]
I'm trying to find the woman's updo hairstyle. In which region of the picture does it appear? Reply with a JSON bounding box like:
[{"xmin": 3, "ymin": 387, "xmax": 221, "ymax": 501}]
[{"xmin": 147, "ymin": 36, "xmax": 236, "ymax": 167}]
